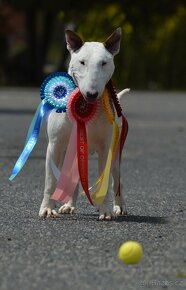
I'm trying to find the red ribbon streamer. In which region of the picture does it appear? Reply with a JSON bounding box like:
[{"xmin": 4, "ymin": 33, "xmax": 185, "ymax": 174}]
[
  {"xmin": 116, "ymin": 114, "xmax": 128, "ymax": 196},
  {"xmin": 77, "ymin": 121, "xmax": 94, "ymax": 205},
  {"xmin": 107, "ymin": 80, "xmax": 129, "ymax": 197}
]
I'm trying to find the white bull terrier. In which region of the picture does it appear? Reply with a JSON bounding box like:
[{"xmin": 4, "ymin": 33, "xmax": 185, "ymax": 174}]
[{"xmin": 39, "ymin": 27, "xmax": 129, "ymax": 220}]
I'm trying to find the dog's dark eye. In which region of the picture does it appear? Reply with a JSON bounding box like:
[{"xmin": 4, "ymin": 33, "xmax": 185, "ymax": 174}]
[
  {"xmin": 80, "ymin": 60, "xmax": 85, "ymax": 65},
  {"xmin": 102, "ymin": 61, "xmax": 107, "ymax": 66}
]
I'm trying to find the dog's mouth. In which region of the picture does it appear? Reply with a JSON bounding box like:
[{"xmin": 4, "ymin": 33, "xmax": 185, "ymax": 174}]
[
  {"xmin": 83, "ymin": 96, "xmax": 99, "ymax": 104},
  {"xmin": 81, "ymin": 91, "xmax": 100, "ymax": 104}
]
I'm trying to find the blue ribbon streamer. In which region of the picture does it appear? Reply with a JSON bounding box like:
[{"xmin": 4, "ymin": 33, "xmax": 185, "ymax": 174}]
[
  {"xmin": 9, "ymin": 72, "xmax": 76, "ymax": 181},
  {"xmin": 9, "ymin": 100, "xmax": 52, "ymax": 181}
]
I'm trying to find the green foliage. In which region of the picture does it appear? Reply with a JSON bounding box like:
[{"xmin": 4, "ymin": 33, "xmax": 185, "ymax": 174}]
[
  {"xmin": 77, "ymin": 4, "xmax": 125, "ymax": 41},
  {"xmin": 147, "ymin": 6, "xmax": 186, "ymax": 89}
]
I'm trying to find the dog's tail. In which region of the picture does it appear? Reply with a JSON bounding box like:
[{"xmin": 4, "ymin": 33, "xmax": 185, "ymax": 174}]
[
  {"xmin": 117, "ymin": 88, "xmax": 130, "ymax": 101},
  {"xmin": 116, "ymin": 88, "xmax": 130, "ymax": 116}
]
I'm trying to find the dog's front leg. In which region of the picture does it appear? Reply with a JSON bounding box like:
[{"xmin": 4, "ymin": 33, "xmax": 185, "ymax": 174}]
[
  {"xmin": 39, "ymin": 143, "xmax": 60, "ymax": 218},
  {"xmin": 58, "ymin": 184, "xmax": 79, "ymax": 214},
  {"xmin": 97, "ymin": 147, "xmax": 114, "ymax": 220}
]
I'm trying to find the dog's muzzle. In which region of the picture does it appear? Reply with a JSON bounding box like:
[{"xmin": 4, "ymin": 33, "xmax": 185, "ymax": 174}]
[{"xmin": 85, "ymin": 91, "xmax": 99, "ymax": 103}]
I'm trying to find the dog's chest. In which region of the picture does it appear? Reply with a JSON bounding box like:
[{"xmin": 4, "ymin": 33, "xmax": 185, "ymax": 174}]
[{"xmin": 47, "ymin": 104, "xmax": 112, "ymax": 153}]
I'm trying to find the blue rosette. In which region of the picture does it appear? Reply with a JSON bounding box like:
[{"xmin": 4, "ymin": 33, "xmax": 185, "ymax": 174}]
[
  {"xmin": 40, "ymin": 72, "xmax": 76, "ymax": 113},
  {"xmin": 9, "ymin": 72, "xmax": 76, "ymax": 180}
]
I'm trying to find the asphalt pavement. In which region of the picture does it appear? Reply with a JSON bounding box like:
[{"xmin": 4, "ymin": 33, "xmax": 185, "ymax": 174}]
[{"xmin": 0, "ymin": 87, "xmax": 186, "ymax": 290}]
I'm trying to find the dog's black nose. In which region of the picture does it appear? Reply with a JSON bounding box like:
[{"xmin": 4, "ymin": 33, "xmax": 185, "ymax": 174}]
[{"xmin": 86, "ymin": 91, "xmax": 98, "ymax": 99}]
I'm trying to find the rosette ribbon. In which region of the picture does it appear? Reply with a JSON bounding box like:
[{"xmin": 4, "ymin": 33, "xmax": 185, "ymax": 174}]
[
  {"xmin": 51, "ymin": 88, "xmax": 99, "ymax": 205},
  {"xmin": 9, "ymin": 71, "xmax": 128, "ymax": 208},
  {"xmin": 92, "ymin": 88, "xmax": 120, "ymax": 204},
  {"xmin": 90, "ymin": 82, "xmax": 128, "ymax": 204},
  {"xmin": 107, "ymin": 80, "xmax": 129, "ymax": 197},
  {"xmin": 9, "ymin": 72, "xmax": 76, "ymax": 181}
]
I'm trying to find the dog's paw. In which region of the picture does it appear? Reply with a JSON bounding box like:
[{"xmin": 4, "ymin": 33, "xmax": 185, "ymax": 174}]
[
  {"xmin": 58, "ymin": 204, "xmax": 75, "ymax": 214},
  {"xmin": 113, "ymin": 205, "xmax": 127, "ymax": 216},
  {"xmin": 39, "ymin": 207, "xmax": 59, "ymax": 218},
  {"xmin": 98, "ymin": 212, "xmax": 114, "ymax": 221}
]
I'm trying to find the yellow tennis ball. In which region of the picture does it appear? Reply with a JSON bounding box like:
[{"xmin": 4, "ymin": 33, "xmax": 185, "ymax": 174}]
[{"xmin": 118, "ymin": 241, "xmax": 143, "ymax": 265}]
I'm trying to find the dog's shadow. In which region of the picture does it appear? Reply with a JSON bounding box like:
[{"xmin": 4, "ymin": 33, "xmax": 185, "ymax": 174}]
[
  {"xmin": 114, "ymin": 214, "xmax": 168, "ymax": 224},
  {"xmin": 57, "ymin": 213, "xmax": 168, "ymax": 224}
]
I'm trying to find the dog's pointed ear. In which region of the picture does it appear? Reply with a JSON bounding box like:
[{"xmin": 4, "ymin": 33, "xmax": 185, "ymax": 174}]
[
  {"xmin": 65, "ymin": 30, "xmax": 84, "ymax": 52},
  {"xmin": 104, "ymin": 27, "xmax": 122, "ymax": 56}
]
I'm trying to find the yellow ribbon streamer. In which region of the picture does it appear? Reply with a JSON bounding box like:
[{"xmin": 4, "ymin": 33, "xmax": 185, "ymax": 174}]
[
  {"xmin": 92, "ymin": 121, "xmax": 119, "ymax": 204},
  {"xmin": 92, "ymin": 89, "xmax": 120, "ymax": 205}
]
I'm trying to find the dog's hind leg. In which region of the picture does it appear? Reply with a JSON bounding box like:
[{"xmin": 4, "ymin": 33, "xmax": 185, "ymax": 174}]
[
  {"xmin": 39, "ymin": 143, "xmax": 61, "ymax": 218},
  {"xmin": 112, "ymin": 164, "xmax": 127, "ymax": 216}
]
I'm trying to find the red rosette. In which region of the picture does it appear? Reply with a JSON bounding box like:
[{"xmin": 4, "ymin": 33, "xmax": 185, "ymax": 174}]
[{"xmin": 67, "ymin": 88, "xmax": 99, "ymax": 124}]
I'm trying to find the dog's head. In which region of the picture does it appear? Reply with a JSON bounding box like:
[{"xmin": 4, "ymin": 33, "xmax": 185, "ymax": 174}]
[{"xmin": 65, "ymin": 28, "xmax": 121, "ymax": 103}]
